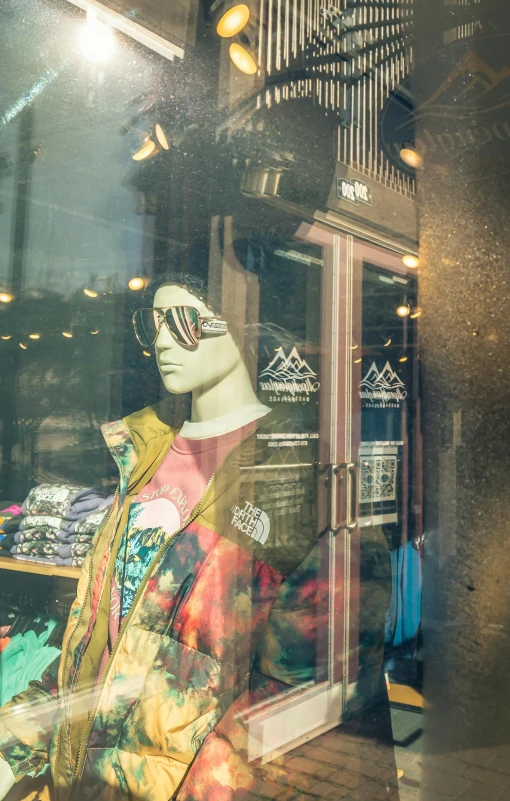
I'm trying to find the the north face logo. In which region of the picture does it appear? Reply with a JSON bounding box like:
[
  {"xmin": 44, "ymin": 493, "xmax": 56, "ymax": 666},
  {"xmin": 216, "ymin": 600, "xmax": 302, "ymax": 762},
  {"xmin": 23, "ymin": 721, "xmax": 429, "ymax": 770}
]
[{"xmin": 231, "ymin": 501, "xmax": 270, "ymax": 545}]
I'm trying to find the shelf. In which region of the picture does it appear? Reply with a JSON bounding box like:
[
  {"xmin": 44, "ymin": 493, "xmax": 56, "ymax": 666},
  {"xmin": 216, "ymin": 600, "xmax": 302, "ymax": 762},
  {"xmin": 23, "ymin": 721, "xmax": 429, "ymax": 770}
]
[{"xmin": 0, "ymin": 556, "xmax": 80, "ymax": 580}]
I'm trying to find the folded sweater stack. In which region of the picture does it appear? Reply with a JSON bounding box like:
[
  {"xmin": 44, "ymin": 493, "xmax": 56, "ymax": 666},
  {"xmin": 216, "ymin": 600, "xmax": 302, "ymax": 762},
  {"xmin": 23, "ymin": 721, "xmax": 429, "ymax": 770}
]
[{"xmin": 10, "ymin": 484, "xmax": 113, "ymax": 568}]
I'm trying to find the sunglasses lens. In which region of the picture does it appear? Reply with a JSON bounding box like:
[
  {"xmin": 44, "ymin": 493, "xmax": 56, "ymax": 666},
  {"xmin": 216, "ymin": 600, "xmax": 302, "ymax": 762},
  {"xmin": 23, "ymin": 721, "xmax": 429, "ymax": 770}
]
[
  {"xmin": 165, "ymin": 307, "xmax": 201, "ymax": 347},
  {"xmin": 133, "ymin": 309, "xmax": 158, "ymax": 348}
]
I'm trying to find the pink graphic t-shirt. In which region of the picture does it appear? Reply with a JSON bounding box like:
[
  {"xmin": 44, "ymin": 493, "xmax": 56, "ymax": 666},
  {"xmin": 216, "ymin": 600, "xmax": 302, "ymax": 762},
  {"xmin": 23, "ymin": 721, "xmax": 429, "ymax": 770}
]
[{"xmin": 103, "ymin": 420, "xmax": 259, "ymax": 666}]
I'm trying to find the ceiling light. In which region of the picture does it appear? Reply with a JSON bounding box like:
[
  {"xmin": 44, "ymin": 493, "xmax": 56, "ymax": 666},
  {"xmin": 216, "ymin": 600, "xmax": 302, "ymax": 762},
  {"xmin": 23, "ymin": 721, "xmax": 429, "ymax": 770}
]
[
  {"xmin": 410, "ymin": 309, "xmax": 422, "ymax": 319},
  {"xmin": 132, "ymin": 139, "xmax": 156, "ymax": 161},
  {"xmin": 90, "ymin": 329, "xmax": 100, "ymax": 335},
  {"xmin": 383, "ymin": 337, "xmax": 392, "ymax": 347},
  {"xmin": 350, "ymin": 343, "xmax": 358, "ymax": 350},
  {"xmin": 396, "ymin": 304, "xmax": 410, "ymax": 318},
  {"xmin": 400, "ymin": 148, "xmax": 424, "ymax": 170},
  {"xmin": 399, "ymin": 356, "xmax": 408, "ymax": 363},
  {"xmin": 1, "ymin": 335, "xmax": 11, "ymax": 340},
  {"xmin": 62, "ymin": 331, "xmax": 73, "ymax": 338},
  {"xmin": 19, "ymin": 343, "xmax": 27, "ymax": 350},
  {"xmin": 229, "ymin": 42, "xmax": 257, "ymax": 75},
  {"xmin": 402, "ymin": 254, "xmax": 419, "ymax": 269},
  {"xmin": 354, "ymin": 357, "xmax": 362, "ymax": 364},
  {"xmin": 216, "ymin": 4, "xmax": 250, "ymax": 37},
  {"xmin": 29, "ymin": 333, "xmax": 41, "ymax": 340},
  {"xmin": 78, "ymin": 10, "xmax": 115, "ymax": 64},
  {"xmin": 155, "ymin": 124, "xmax": 170, "ymax": 150},
  {"xmin": 0, "ymin": 292, "xmax": 13, "ymax": 303},
  {"xmin": 128, "ymin": 277, "xmax": 145, "ymax": 291},
  {"xmin": 142, "ymin": 350, "xmax": 151, "ymax": 357},
  {"xmin": 83, "ymin": 288, "xmax": 99, "ymax": 298}
]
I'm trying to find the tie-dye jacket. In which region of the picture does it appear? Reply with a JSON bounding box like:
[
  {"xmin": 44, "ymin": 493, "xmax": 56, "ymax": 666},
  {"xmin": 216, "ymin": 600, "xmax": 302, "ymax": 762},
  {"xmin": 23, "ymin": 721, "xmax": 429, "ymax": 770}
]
[
  {"xmin": 0, "ymin": 404, "xmax": 330, "ymax": 800},
  {"xmin": 0, "ymin": 403, "xmax": 391, "ymax": 801}
]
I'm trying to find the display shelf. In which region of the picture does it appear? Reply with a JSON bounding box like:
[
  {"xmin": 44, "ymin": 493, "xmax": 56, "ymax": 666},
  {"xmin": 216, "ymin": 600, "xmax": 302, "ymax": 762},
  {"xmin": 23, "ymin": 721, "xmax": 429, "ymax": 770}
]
[{"xmin": 0, "ymin": 556, "xmax": 80, "ymax": 580}]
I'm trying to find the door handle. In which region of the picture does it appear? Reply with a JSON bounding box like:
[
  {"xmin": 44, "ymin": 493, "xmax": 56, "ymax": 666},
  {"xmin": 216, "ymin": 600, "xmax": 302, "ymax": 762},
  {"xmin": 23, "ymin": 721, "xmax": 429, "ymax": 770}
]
[
  {"xmin": 345, "ymin": 462, "xmax": 358, "ymax": 531},
  {"xmin": 328, "ymin": 462, "xmax": 359, "ymax": 533}
]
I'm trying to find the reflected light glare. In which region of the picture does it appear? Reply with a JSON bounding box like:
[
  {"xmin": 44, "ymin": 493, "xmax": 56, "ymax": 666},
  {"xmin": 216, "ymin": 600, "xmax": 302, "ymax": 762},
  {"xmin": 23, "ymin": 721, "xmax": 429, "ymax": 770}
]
[
  {"xmin": 128, "ymin": 277, "xmax": 145, "ymax": 291},
  {"xmin": 132, "ymin": 140, "xmax": 156, "ymax": 161},
  {"xmin": 62, "ymin": 331, "xmax": 73, "ymax": 338},
  {"xmin": 29, "ymin": 333, "xmax": 41, "ymax": 340},
  {"xmin": 0, "ymin": 292, "xmax": 13, "ymax": 303},
  {"xmin": 384, "ymin": 338, "xmax": 392, "ymax": 347},
  {"xmin": 1, "ymin": 335, "xmax": 11, "ymax": 340},
  {"xmin": 90, "ymin": 329, "xmax": 100, "ymax": 335},
  {"xmin": 354, "ymin": 358, "xmax": 362, "ymax": 364},
  {"xmin": 400, "ymin": 148, "xmax": 424, "ymax": 169},
  {"xmin": 402, "ymin": 254, "xmax": 419, "ymax": 269},
  {"xmin": 84, "ymin": 288, "xmax": 99, "ymax": 298},
  {"xmin": 410, "ymin": 309, "xmax": 423, "ymax": 319},
  {"xmin": 19, "ymin": 343, "xmax": 27, "ymax": 350},
  {"xmin": 78, "ymin": 13, "xmax": 115, "ymax": 64},
  {"xmin": 217, "ymin": 4, "xmax": 250, "ymax": 37},
  {"xmin": 350, "ymin": 343, "xmax": 358, "ymax": 350},
  {"xmin": 399, "ymin": 356, "xmax": 408, "ymax": 363},
  {"xmin": 142, "ymin": 350, "xmax": 151, "ymax": 357},
  {"xmin": 155, "ymin": 124, "xmax": 170, "ymax": 150},
  {"xmin": 396, "ymin": 305, "xmax": 410, "ymax": 318},
  {"xmin": 229, "ymin": 43, "xmax": 257, "ymax": 75}
]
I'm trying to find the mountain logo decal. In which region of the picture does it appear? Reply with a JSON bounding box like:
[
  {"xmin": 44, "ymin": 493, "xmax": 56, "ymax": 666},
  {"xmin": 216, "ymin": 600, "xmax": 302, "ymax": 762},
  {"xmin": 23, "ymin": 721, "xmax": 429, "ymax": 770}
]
[
  {"xmin": 259, "ymin": 346, "xmax": 320, "ymax": 400},
  {"xmin": 359, "ymin": 361, "xmax": 407, "ymax": 408}
]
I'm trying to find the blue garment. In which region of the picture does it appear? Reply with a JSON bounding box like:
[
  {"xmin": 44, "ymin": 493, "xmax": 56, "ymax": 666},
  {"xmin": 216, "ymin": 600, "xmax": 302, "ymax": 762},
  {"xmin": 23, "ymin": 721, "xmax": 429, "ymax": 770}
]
[{"xmin": 385, "ymin": 541, "xmax": 422, "ymax": 647}]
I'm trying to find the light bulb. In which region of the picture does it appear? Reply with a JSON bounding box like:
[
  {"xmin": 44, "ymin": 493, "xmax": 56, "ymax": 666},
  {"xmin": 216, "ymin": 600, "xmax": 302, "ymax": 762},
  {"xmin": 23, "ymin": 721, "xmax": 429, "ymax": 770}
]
[
  {"xmin": 155, "ymin": 124, "xmax": 170, "ymax": 150},
  {"xmin": 0, "ymin": 292, "xmax": 13, "ymax": 303},
  {"xmin": 78, "ymin": 12, "xmax": 115, "ymax": 64},
  {"xmin": 128, "ymin": 277, "xmax": 145, "ymax": 291},
  {"xmin": 62, "ymin": 331, "xmax": 73, "ymax": 338},
  {"xmin": 400, "ymin": 148, "xmax": 424, "ymax": 170},
  {"xmin": 396, "ymin": 305, "xmax": 410, "ymax": 318},
  {"xmin": 229, "ymin": 43, "xmax": 257, "ymax": 75},
  {"xmin": 29, "ymin": 333, "xmax": 41, "ymax": 340},
  {"xmin": 217, "ymin": 4, "xmax": 250, "ymax": 37},
  {"xmin": 19, "ymin": 343, "xmax": 27, "ymax": 350},
  {"xmin": 132, "ymin": 140, "xmax": 156, "ymax": 161},
  {"xmin": 402, "ymin": 254, "xmax": 419, "ymax": 269},
  {"xmin": 399, "ymin": 356, "xmax": 408, "ymax": 363},
  {"xmin": 84, "ymin": 288, "xmax": 99, "ymax": 298}
]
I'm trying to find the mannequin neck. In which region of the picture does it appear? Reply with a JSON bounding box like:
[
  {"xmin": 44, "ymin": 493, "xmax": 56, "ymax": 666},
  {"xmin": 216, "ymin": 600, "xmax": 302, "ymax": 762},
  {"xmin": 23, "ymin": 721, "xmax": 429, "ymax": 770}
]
[
  {"xmin": 191, "ymin": 359, "xmax": 259, "ymax": 423},
  {"xmin": 191, "ymin": 361, "xmax": 259, "ymax": 423}
]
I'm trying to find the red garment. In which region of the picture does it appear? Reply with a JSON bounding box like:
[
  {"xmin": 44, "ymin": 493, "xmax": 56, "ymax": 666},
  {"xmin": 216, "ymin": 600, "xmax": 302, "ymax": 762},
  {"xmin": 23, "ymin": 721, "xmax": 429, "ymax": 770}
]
[{"xmin": 0, "ymin": 637, "xmax": 11, "ymax": 653}]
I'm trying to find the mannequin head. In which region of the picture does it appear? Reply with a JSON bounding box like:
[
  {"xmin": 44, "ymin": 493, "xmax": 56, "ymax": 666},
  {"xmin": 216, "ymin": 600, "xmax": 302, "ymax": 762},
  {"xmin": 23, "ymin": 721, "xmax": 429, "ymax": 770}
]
[
  {"xmin": 153, "ymin": 283, "xmax": 242, "ymax": 395},
  {"xmin": 149, "ymin": 281, "xmax": 259, "ymax": 421}
]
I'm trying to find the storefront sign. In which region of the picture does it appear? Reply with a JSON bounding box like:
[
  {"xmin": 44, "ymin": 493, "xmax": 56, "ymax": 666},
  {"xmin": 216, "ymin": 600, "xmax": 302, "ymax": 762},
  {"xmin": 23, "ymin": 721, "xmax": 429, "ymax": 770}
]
[
  {"xmin": 359, "ymin": 361, "xmax": 407, "ymax": 409},
  {"xmin": 259, "ymin": 346, "xmax": 320, "ymax": 404},
  {"xmin": 381, "ymin": 40, "xmax": 510, "ymax": 183},
  {"xmin": 336, "ymin": 177, "xmax": 372, "ymax": 207}
]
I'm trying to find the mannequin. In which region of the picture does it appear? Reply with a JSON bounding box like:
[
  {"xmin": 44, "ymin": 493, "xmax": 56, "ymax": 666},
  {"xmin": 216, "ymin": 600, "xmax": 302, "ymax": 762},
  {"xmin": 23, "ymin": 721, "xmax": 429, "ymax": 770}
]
[{"xmin": 1, "ymin": 276, "xmax": 298, "ymax": 801}]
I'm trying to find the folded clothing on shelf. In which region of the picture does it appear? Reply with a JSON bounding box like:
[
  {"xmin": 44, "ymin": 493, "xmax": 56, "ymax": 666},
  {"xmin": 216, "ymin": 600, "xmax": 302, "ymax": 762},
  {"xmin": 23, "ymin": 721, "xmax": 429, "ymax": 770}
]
[
  {"xmin": 22, "ymin": 484, "xmax": 111, "ymax": 520},
  {"xmin": 6, "ymin": 484, "xmax": 114, "ymax": 567},
  {"xmin": 1, "ymin": 515, "xmax": 23, "ymax": 535},
  {"xmin": 11, "ymin": 541, "xmax": 60, "ymax": 557}
]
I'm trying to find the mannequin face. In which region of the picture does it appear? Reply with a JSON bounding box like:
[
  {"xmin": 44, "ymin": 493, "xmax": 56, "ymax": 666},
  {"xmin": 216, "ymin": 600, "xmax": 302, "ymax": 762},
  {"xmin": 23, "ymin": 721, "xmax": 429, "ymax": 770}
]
[{"xmin": 153, "ymin": 284, "xmax": 243, "ymax": 395}]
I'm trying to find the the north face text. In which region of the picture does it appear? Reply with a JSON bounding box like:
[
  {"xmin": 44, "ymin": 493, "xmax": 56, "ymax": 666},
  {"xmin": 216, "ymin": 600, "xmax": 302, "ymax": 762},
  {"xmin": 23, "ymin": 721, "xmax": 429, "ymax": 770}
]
[{"xmin": 230, "ymin": 501, "xmax": 270, "ymax": 545}]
